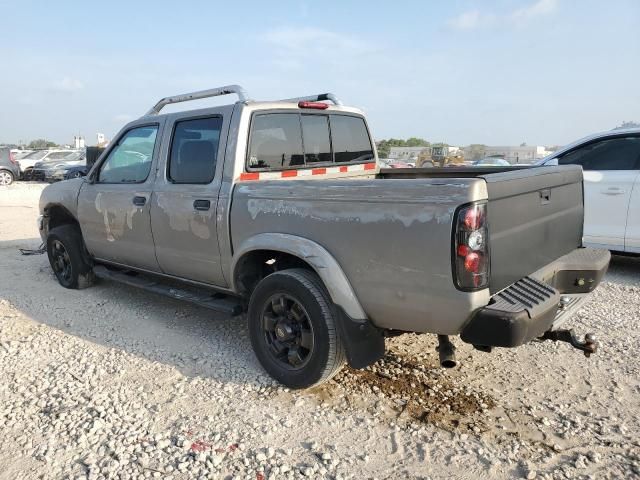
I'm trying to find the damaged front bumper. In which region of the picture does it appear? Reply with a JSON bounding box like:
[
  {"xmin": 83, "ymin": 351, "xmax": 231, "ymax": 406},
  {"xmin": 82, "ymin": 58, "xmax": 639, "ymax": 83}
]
[{"xmin": 459, "ymin": 247, "xmax": 610, "ymax": 351}]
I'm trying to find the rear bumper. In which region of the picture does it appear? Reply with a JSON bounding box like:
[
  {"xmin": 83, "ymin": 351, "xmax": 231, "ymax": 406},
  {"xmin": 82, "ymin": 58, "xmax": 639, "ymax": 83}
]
[{"xmin": 460, "ymin": 248, "xmax": 610, "ymax": 348}]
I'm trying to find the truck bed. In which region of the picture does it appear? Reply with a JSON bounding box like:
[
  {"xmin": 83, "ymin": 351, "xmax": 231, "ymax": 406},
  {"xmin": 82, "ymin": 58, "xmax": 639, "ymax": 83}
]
[
  {"xmin": 380, "ymin": 165, "xmax": 584, "ymax": 293},
  {"xmin": 378, "ymin": 165, "xmax": 533, "ymax": 179}
]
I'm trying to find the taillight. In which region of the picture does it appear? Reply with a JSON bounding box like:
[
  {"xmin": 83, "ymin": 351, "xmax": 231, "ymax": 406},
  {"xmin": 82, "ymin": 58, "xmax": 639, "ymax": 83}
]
[
  {"xmin": 9, "ymin": 151, "xmax": 17, "ymax": 164},
  {"xmin": 298, "ymin": 101, "xmax": 329, "ymax": 110},
  {"xmin": 454, "ymin": 202, "xmax": 489, "ymax": 290}
]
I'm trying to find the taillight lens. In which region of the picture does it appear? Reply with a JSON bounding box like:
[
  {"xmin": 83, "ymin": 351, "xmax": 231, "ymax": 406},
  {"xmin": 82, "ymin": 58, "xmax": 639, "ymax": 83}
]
[
  {"xmin": 9, "ymin": 151, "xmax": 17, "ymax": 164},
  {"xmin": 454, "ymin": 202, "xmax": 489, "ymax": 290}
]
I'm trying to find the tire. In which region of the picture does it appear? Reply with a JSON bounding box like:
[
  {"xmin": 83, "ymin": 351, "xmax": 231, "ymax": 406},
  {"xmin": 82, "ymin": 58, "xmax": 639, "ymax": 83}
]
[
  {"xmin": 46, "ymin": 225, "xmax": 95, "ymax": 289},
  {"xmin": 248, "ymin": 268, "xmax": 346, "ymax": 389},
  {"xmin": 22, "ymin": 168, "xmax": 33, "ymax": 181},
  {"xmin": 0, "ymin": 170, "xmax": 14, "ymax": 186}
]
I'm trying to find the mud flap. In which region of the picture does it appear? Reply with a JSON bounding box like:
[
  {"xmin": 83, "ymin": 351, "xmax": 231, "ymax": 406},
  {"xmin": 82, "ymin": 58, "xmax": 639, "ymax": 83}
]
[{"xmin": 335, "ymin": 306, "xmax": 385, "ymax": 369}]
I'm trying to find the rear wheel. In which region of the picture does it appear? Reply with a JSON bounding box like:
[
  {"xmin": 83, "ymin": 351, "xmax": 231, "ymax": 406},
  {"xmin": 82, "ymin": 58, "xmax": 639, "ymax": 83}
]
[
  {"xmin": 0, "ymin": 170, "xmax": 14, "ymax": 186},
  {"xmin": 248, "ymin": 269, "xmax": 346, "ymax": 389},
  {"xmin": 46, "ymin": 225, "xmax": 94, "ymax": 289}
]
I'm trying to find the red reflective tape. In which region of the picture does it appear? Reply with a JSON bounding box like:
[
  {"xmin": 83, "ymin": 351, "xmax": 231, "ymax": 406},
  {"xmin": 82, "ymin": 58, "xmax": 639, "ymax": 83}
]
[
  {"xmin": 364, "ymin": 162, "xmax": 376, "ymax": 170},
  {"xmin": 339, "ymin": 166, "xmax": 348, "ymax": 172},
  {"xmin": 281, "ymin": 170, "xmax": 298, "ymax": 178},
  {"xmin": 312, "ymin": 168, "xmax": 327, "ymax": 175},
  {"xmin": 239, "ymin": 172, "xmax": 260, "ymax": 181}
]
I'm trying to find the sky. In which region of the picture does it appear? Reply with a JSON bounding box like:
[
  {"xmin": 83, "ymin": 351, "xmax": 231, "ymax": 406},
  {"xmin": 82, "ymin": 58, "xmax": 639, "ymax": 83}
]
[{"xmin": 1, "ymin": 0, "xmax": 639, "ymax": 147}]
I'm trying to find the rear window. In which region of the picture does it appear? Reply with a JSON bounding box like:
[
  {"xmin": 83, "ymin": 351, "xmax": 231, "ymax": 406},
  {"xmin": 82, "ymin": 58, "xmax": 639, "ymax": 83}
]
[
  {"xmin": 301, "ymin": 115, "xmax": 331, "ymax": 164},
  {"xmin": 330, "ymin": 115, "xmax": 374, "ymax": 163},
  {"xmin": 248, "ymin": 112, "xmax": 373, "ymax": 170},
  {"xmin": 248, "ymin": 114, "xmax": 304, "ymax": 169}
]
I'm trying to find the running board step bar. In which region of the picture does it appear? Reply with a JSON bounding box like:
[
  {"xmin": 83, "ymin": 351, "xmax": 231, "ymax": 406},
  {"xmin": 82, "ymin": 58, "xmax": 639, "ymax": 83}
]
[{"xmin": 93, "ymin": 265, "xmax": 243, "ymax": 316}]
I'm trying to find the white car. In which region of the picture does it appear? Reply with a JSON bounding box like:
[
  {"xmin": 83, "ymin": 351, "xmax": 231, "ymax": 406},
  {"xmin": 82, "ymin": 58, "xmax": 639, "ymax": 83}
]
[
  {"xmin": 540, "ymin": 128, "xmax": 640, "ymax": 253},
  {"xmin": 17, "ymin": 150, "xmax": 82, "ymax": 179}
]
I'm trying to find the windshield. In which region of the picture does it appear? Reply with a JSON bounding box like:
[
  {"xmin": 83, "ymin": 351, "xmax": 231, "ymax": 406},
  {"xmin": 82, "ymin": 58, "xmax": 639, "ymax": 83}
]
[
  {"xmin": 22, "ymin": 150, "xmax": 48, "ymax": 160},
  {"xmin": 45, "ymin": 151, "xmax": 77, "ymax": 161}
]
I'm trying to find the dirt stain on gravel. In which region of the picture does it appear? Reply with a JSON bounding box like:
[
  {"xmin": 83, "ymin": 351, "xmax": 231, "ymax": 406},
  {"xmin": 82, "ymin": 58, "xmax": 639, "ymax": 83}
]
[{"xmin": 325, "ymin": 351, "xmax": 496, "ymax": 431}]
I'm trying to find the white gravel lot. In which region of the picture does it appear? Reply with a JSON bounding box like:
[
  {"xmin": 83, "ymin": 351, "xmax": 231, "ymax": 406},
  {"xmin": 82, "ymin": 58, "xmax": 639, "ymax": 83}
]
[{"xmin": 0, "ymin": 183, "xmax": 639, "ymax": 480}]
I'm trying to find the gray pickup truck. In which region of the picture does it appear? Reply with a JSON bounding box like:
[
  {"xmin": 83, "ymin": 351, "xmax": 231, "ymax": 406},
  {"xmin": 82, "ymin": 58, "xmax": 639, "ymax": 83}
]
[{"xmin": 38, "ymin": 85, "xmax": 610, "ymax": 388}]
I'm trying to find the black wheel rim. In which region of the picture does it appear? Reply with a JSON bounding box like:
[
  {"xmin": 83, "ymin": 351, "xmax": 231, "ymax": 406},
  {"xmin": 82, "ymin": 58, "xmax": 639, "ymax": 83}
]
[
  {"xmin": 261, "ymin": 293, "xmax": 315, "ymax": 370},
  {"xmin": 51, "ymin": 240, "xmax": 72, "ymax": 283}
]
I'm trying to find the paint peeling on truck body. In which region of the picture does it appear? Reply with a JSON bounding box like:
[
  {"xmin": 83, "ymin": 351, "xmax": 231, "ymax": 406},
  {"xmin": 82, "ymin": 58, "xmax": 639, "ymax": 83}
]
[{"xmin": 230, "ymin": 178, "xmax": 491, "ymax": 334}]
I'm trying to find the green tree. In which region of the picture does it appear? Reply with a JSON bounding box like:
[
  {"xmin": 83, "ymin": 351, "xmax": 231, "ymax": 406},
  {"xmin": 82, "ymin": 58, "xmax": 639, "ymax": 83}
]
[
  {"xmin": 375, "ymin": 138, "xmax": 431, "ymax": 158},
  {"xmin": 405, "ymin": 137, "xmax": 430, "ymax": 147},
  {"xmin": 466, "ymin": 144, "xmax": 486, "ymax": 161},
  {"xmin": 376, "ymin": 140, "xmax": 391, "ymax": 159},
  {"xmin": 28, "ymin": 139, "xmax": 58, "ymax": 149}
]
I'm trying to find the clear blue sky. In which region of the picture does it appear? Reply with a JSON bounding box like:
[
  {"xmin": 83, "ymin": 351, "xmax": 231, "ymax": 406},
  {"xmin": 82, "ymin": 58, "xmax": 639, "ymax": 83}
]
[{"xmin": 1, "ymin": 0, "xmax": 639, "ymax": 146}]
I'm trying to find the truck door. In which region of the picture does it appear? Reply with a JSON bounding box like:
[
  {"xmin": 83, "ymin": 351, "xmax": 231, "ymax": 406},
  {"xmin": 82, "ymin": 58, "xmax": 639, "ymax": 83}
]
[
  {"xmin": 77, "ymin": 123, "xmax": 163, "ymax": 270},
  {"xmin": 557, "ymin": 135, "xmax": 640, "ymax": 249},
  {"xmin": 149, "ymin": 110, "xmax": 229, "ymax": 286}
]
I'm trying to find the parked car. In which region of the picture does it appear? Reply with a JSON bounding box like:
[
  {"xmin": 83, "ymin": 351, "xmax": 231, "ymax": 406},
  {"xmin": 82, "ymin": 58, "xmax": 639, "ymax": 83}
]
[
  {"xmin": 57, "ymin": 164, "xmax": 88, "ymax": 181},
  {"xmin": 11, "ymin": 149, "xmax": 33, "ymax": 161},
  {"xmin": 473, "ymin": 158, "xmax": 511, "ymax": 167},
  {"xmin": 0, "ymin": 147, "xmax": 20, "ymax": 185},
  {"xmin": 38, "ymin": 85, "xmax": 609, "ymax": 388},
  {"xmin": 18, "ymin": 150, "xmax": 81, "ymax": 179},
  {"xmin": 538, "ymin": 128, "xmax": 640, "ymax": 253},
  {"xmin": 31, "ymin": 151, "xmax": 86, "ymax": 182}
]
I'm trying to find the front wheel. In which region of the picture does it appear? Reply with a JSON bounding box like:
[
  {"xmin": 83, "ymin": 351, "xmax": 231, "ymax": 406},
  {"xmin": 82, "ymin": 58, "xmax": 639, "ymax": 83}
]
[
  {"xmin": 46, "ymin": 225, "xmax": 95, "ymax": 289},
  {"xmin": 248, "ymin": 269, "xmax": 346, "ymax": 389}
]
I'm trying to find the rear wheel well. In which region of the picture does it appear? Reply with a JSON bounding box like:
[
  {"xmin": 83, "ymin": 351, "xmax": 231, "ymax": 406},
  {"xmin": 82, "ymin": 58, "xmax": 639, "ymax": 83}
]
[{"xmin": 234, "ymin": 250, "xmax": 315, "ymax": 298}]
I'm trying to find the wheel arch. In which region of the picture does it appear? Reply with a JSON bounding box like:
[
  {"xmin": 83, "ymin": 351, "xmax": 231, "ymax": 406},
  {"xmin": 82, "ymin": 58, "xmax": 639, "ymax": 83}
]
[
  {"xmin": 231, "ymin": 233, "xmax": 367, "ymax": 320},
  {"xmin": 43, "ymin": 203, "xmax": 80, "ymax": 234}
]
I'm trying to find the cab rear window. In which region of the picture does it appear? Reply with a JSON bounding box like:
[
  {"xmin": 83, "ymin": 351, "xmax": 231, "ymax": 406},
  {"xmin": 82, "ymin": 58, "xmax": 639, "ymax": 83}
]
[{"xmin": 248, "ymin": 113, "xmax": 373, "ymax": 170}]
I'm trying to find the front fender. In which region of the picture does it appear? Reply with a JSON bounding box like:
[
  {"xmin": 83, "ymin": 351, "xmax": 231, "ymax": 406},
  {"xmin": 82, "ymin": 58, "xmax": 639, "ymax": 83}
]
[
  {"xmin": 231, "ymin": 233, "xmax": 367, "ymax": 320},
  {"xmin": 39, "ymin": 178, "xmax": 84, "ymax": 217}
]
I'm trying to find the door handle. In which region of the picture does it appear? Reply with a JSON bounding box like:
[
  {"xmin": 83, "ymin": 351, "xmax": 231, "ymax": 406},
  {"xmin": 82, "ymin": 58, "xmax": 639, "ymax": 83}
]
[
  {"xmin": 601, "ymin": 187, "xmax": 625, "ymax": 196},
  {"xmin": 133, "ymin": 196, "xmax": 147, "ymax": 206},
  {"xmin": 193, "ymin": 199, "xmax": 211, "ymax": 211}
]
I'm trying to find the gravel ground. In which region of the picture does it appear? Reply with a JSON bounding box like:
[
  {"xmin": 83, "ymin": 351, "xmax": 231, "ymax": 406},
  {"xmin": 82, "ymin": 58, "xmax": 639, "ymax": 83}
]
[{"xmin": 0, "ymin": 183, "xmax": 639, "ymax": 480}]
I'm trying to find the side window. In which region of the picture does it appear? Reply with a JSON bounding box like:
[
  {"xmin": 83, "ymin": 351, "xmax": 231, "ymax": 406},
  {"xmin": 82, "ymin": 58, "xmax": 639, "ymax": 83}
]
[
  {"xmin": 330, "ymin": 115, "xmax": 374, "ymax": 163},
  {"xmin": 248, "ymin": 114, "xmax": 304, "ymax": 169},
  {"xmin": 559, "ymin": 137, "xmax": 640, "ymax": 171},
  {"xmin": 169, "ymin": 117, "xmax": 222, "ymax": 184},
  {"xmin": 99, "ymin": 126, "xmax": 158, "ymax": 183},
  {"xmin": 301, "ymin": 115, "xmax": 331, "ymax": 163}
]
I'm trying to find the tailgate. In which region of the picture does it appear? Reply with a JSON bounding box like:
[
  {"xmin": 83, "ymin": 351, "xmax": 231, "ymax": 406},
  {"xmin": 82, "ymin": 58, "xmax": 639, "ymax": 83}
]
[{"xmin": 484, "ymin": 165, "xmax": 584, "ymax": 293}]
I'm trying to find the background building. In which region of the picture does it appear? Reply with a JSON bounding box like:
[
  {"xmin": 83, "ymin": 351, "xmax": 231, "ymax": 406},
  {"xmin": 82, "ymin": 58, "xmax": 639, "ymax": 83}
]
[
  {"xmin": 388, "ymin": 146, "xmax": 431, "ymax": 161},
  {"xmin": 462, "ymin": 145, "xmax": 551, "ymax": 164},
  {"xmin": 73, "ymin": 135, "xmax": 85, "ymax": 149}
]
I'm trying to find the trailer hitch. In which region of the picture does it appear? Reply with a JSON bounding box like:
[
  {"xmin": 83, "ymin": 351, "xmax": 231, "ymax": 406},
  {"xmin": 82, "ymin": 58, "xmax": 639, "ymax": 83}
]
[{"xmin": 540, "ymin": 329, "xmax": 597, "ymax": 357}]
